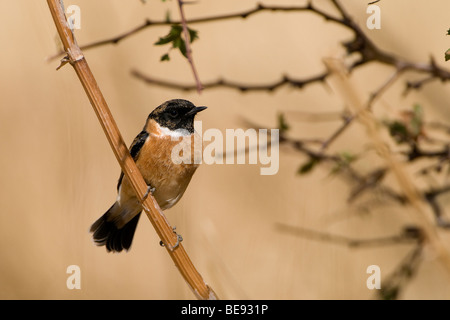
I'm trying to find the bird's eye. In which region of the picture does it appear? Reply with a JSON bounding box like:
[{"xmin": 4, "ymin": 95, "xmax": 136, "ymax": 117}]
[{"xmin": 169, "ymin": 109, "xmax": 178, "ymax": 118}]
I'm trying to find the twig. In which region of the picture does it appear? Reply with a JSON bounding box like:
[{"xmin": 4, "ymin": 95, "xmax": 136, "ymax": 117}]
[
  {"xmin": 347, "ymin": 168, "xmax": 387, "ymax": 203},
  {"xmin": 276, "ymin": 223, "xmax": 422, "ymax": 248},
  {"xmin": 283, "ymin": 110, "xmax": 344, "ymax": 122},
  {"xmin": 404, "ymin": 76, "xmax": 437, "ymax": 94},
  {"xmin": 131, "ymin": 69, "xmax": 328, "ymax": 91},
  {"xmin": 177, "ymin": 0, "xmax": 203, "ymax": 93},
  {"xmin": 426, "ymin": 121, "xmax": 450, "ymax": 135},
  {"xmin": 46, "ymin": 0, "xmax": 217, "ymax": 300},
  {"xmin": 407, "ymin": 145, "xmax": 450, "ymax": 162},
  {"xmin": 424, "ymin": 185, "xmax": 450, "ymax": 228},
  {"xmin": 368, "ymin": 69, "xmax": 404, "ymax": 107},
  {"xmin": 378, "ymin": 244, "xmax": 423, "ymax": 300},
  {"xmin": 319, "ymin": 113, "xmax": 355, "ymax": 151}
]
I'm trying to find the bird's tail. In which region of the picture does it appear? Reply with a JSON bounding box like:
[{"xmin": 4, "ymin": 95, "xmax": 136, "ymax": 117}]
[{"xmin": 90, "ymin": 202, "xmax": 141, "ymax": 253}]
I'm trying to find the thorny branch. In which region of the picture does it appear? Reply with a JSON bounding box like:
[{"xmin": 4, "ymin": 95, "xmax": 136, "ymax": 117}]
[
  {"xmin": 57, "ymin": 1, "xmax": 449, "ymax": 94},
  {"xmin": 278, "ymin": 124, "xmax": 450, "ymax": 224},
  {"xmin": 48, "ymin": 1, "xmax": 450, "ymax": 95},
  {"xmin": 131, "ymin": 70, "xmax": 328, "ymax": 92},
  {"xmin": 176, "ymin": 0, "xmax": 203, "ymax": 93}
]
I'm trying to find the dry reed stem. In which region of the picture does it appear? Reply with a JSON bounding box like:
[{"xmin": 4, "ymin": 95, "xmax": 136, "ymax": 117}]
[
  {"xmin": 324, "ymin": 58, "xmax": 450, "ymax": 274},
  {"xmin": 47, "ymin": 0, "xmax": 217, "ymax": 300}
]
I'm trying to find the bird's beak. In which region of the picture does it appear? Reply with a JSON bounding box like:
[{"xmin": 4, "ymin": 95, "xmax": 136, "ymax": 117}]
[{"xmin": 186, "ymin": 106, "xmax": 207, "ymax": 116}]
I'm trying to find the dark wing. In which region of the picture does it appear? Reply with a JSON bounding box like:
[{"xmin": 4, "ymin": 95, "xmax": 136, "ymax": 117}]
[{"xmin": 117, "ymin": 130, "xmax": 149, "ymax": 190}]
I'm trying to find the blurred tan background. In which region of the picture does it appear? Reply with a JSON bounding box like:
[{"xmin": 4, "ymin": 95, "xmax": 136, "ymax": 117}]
[{"xmin": 1, "ymin": 0, "xmax": 450, "ymax": 299}]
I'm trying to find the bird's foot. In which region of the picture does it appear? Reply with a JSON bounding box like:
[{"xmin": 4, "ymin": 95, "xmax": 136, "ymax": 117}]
[
  {"xmin": 142, "ymin": 185, "xmax": 156, "ymax": 201},
  {"xmin": 159, "ymin": 227, "xmax": 183, "ymax": 251}
]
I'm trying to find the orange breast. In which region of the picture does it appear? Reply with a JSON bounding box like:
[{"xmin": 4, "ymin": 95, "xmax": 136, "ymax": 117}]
[{"xmin": 133, "ymin": 123, "xmax": 201, "ymax": 210}]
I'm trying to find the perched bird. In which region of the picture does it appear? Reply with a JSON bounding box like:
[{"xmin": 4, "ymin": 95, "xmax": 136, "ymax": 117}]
[{"xmin": 90, "ymin": 99, "xmax": 206, "ymax": 252}]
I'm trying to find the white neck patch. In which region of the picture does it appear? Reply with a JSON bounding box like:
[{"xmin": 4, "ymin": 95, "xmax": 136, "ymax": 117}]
[{"xmin": 155, "ymin": 123, "xmax": 191, "ymax": 138}]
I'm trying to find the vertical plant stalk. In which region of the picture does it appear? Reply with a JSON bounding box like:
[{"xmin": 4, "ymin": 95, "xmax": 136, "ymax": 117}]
[
  {"xmin": 324, "ymin": 58, "xmax": 450, "ymax": 274},
  {"xmin": 177, "ymin": 0, "xmax": 203, "ymax": 93},
  {"xmin": 47, "ymin": 0, "xmax": 217, "ymax": 300}
]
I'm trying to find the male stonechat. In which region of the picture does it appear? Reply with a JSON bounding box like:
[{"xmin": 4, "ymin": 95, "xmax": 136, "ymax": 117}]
[{"xmin": 90, "ymin": 99, "xmax": 206, "ymax": 252}]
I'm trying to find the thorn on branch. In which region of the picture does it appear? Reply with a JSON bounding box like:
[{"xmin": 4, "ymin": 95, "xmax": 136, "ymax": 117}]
[{"xmin": 56, "ymin": 55, "xmax": 71, "ymax": 70}]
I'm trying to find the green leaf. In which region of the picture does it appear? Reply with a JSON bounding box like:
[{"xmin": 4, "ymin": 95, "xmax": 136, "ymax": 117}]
[
  {"xmin": 412, "ymin": 103, "xmax": 423, "ymax": 117},
  {"xmin": 160, "ymin": 53, "xmax": 170, "ymax": 61},
  {"xmin": 188, "ymin": 27, "xmax": 199, "ymax": 43},
  {"xmin": 340, "ymin": 151, "xmax": 357, "ymax": 164},
  {"xmin": 389, "ymin": 121, "xmax": 409, "ymax": 143},
  {"xmin": 154, "ymin": 25, "xmax": 199, "ymax": 59},
  {"xmin": 154, "ymin": 25, "xmax": 183, "ymax": 45},
  {"xmin": 383, "ymin": 104, "xmax": 426, "ymax": 144},
  {"xmin": 330, "ymin": 151, "xmax": 357, "ymax": 175},
  {"xmin": 154, "ymin": 35, "xmax": 175, "ymax": 46},
  {"xmin": 172, "ymin": 37, "xmax": 187, "ymax": 57},
  {"xmin": 298, "ymin": 158, "xmax": 319, "ymax": 175},
  {"xmin": 447, "ymin": 28, "xmax": 450, "ymax": 35},
  {"xmin": 410, "ymin": 104, "xmax": 424, "ymax": 137}
]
